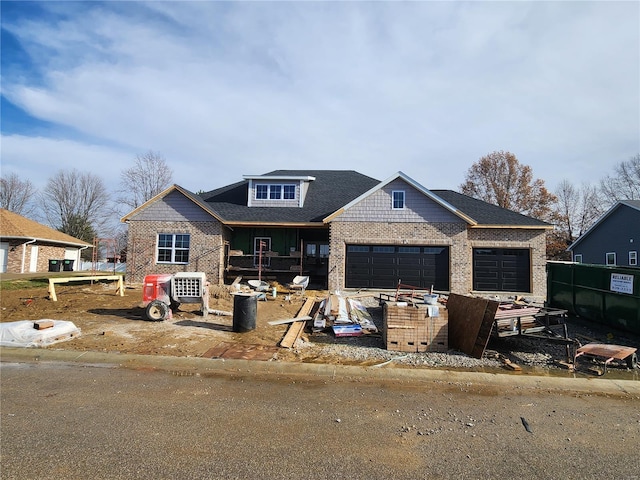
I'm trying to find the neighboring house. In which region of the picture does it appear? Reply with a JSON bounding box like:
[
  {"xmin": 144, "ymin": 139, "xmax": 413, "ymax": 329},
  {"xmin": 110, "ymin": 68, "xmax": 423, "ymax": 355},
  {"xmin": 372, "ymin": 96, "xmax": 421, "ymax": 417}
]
[
  {"xmin": 122, "ymin": 170, "xmax": 552, "ymax": 299},
  {"xmin": 0, "ymin": 209, "xmax": 93, "ymax": 274},
  {"xmin": 567, "ymin": 200, "xmax": 640, "ymax": 267}
]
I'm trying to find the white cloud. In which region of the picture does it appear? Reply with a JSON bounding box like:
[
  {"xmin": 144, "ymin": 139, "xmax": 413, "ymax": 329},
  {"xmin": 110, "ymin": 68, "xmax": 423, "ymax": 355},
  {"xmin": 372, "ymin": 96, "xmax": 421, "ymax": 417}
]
[{"xmin": 1, "ymin": 1, "xmax": 638, "ymax": 196}]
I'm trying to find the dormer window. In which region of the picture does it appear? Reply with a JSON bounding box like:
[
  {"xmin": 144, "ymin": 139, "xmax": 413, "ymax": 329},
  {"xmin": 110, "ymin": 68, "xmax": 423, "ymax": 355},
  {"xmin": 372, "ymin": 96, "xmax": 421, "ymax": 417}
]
[
  {"xmin": 255, "ymin": 184, "xmax": 297, "ymax": 201},
  {"xmin": 244, "ymin": 174, "xmax": 316, "ymax": 207}
]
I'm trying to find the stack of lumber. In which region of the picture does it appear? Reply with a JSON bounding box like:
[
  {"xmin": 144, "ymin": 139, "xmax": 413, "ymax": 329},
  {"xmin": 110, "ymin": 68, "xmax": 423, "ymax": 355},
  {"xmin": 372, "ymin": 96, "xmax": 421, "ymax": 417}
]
[
  {"xmin": 313, "ymin": 293, "xmax": 377, "ymax": 334},
  {"xmin": 494, "ymin": 304, "xmax": 541, "ymax": 332},
  {"xmin": 383, "ymin": 302, "xmax": 448, "ymax": 353}
]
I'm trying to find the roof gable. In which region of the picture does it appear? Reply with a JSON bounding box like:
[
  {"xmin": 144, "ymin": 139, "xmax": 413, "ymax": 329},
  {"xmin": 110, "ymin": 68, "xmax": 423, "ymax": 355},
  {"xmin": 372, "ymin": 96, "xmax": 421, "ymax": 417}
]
[
  {"xmin": 121, "ymin": 185, "xmax": 225, "ymax": 223},
  {"xmin": 325, "ymin": 172, "xmax": 477, "ymax": 224},
  {"xmin": 568, "ymin": 200, "xmax": 640, "ymax": 251},
  {"xmin": 0, "ymin": 209, "xmax": 92, "ymax": 246}
]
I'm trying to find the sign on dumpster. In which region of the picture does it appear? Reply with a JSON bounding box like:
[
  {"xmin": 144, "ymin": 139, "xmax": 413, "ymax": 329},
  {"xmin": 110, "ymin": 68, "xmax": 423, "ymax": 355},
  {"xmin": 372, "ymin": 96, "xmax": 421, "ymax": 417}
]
[{"xmin": 610, "ymin": 273, "xmax": 634, "ymax": 294}]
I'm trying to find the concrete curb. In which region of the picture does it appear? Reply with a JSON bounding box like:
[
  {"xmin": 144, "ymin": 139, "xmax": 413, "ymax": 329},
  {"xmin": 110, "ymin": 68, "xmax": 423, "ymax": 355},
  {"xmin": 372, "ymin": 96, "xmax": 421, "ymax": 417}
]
[{"xmin": 2, "ymin": 347, "xmax": 639, "ymax": 396}]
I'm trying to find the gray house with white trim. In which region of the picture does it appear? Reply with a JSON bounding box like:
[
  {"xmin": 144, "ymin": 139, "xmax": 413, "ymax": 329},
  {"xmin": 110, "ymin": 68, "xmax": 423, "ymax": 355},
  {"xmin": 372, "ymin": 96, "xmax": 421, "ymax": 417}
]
[
  {"xmin": 568, "ymin": 200, "xmax": 640, "ymax": 267},
  {"xmin": 122, "ymin": 170, "xmax": 552, "ymax": 299}
]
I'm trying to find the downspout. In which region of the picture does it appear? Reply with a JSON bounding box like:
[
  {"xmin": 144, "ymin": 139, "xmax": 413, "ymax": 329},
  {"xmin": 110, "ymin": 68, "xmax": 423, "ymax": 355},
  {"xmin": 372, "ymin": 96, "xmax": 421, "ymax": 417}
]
[
  {"xmin": 78, "ymin": 245, "xmax": 90, "ymax": 271},
  {"xmin": 21, "ymin": 239, "xmax": 36, "ymax": 273}
]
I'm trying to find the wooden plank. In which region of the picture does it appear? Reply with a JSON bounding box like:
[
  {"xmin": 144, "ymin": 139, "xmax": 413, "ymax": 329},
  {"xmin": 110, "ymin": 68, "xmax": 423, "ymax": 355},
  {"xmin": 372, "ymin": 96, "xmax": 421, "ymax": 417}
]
[
  {"xmin": 267, "ymin": 316, "xmax": 312, "ymax": 326},
  {"xmin": 280, "ymin": 297, "xmax": 316, "ymax": 348},
  {"xmin": 48, "ymin": 275, "xmax": 125, "ymax": 302}
]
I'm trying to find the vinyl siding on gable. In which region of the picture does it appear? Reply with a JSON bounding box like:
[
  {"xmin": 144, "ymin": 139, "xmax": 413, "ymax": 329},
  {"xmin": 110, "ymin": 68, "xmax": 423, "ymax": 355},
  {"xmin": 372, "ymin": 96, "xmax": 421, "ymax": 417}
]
[
  {"xmin": 571, "ymin": 205, "xmax": 640, "ymax": 266},
  {"xmin": 336, "ymin": 179, "xmax": 463, "ymax": 223},
  {"xmin": 128, "ymin": 191, "xmax": 215, "ymax": 222}
]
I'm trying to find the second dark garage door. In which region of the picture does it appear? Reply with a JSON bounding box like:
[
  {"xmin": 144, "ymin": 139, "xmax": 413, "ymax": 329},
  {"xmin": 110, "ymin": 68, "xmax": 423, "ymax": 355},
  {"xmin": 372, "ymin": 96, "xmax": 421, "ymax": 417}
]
[
  {"xmin": 345, "ymin": 245, "xmax": 450, "ymax": 290},
  {"xmin": 473, "ymin": 248, "xmax": 531, "ymax": 292}
]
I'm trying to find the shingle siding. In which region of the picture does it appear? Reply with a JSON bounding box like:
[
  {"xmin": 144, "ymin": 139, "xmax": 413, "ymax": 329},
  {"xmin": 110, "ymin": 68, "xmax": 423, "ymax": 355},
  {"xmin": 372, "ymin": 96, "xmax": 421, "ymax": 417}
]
[
  {"xmin": 129, "ymin": 190, "xmax": 215, "ymax": 222},
  {"xmin": 338, "ymin": 179, "xmax": 462, "ymax": 223}
]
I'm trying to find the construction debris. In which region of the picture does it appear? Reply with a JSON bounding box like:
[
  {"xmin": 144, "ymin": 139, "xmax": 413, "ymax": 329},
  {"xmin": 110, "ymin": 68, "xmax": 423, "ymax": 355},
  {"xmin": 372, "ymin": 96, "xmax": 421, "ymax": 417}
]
[
  {"xmin": 277, "ymin": 292, "xmax": 380, "ymax": 348},
  {"xmin": 0, "ymin": 320, "xmax": 81, "ymax": 348}
]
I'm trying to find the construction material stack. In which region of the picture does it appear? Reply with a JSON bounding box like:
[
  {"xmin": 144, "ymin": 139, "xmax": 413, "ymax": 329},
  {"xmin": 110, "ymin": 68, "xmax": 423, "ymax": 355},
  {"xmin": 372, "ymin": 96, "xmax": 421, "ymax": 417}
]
[{"xmin": 383, "ymin": 301, "xmax": 448, "ymax": 353}]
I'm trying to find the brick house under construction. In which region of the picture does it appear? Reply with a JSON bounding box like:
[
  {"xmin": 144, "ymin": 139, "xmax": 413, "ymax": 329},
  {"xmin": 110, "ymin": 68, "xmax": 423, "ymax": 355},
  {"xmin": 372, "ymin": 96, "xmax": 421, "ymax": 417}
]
[{"xmin": 121, "ymin": 170, "xmax": 552, "ymax": 300}]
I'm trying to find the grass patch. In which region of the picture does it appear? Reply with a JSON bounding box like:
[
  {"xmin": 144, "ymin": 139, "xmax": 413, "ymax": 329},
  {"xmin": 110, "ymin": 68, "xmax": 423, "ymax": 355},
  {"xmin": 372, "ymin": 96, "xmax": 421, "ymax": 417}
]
[{"xmin": 0, "ymin": 278, "xmax": 51, "ymax": 291}]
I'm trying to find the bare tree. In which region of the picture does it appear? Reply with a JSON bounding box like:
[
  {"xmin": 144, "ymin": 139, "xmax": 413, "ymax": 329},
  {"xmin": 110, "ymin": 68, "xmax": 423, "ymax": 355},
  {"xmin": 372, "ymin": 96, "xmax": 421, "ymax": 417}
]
[
  {"xmin": 600, "ymin": 154, "xmax": 640, "ymax": 204},
  {"xmin": 460, "ymin": 151, "xmax": 556, "ymax": 221},
  {"xmin": 554, "ymin": 180, "xmax": 602, "ymax": 240},
  {"xmin": 0, "ymin": 172, "xmax": 37, "ymax": 216},
  {"xmin": 547, "ymin": 179, "xmax": 603, "ymax": 259},
  {"xmin": 41, "ymin": 169, "xmax": 110, "ymax": 242},
  {"xmin": 118, "ymin": 151, "xmax": 173, "ymax": 210}
]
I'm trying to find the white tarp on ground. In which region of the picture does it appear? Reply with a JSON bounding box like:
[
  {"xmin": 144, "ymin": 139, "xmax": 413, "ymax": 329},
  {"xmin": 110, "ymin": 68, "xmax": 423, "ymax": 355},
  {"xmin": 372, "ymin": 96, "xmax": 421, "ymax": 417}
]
[{"xmin": 0, "ymin": 320, "xmax": 81, "ymax": 348}]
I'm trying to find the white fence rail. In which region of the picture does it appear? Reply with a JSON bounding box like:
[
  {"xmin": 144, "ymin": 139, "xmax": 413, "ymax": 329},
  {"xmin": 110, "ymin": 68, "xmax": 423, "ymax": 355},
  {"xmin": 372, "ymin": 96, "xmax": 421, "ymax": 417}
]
[{"xmin": 77, "ymin": 261, "xmax": 126, "ymax": 273}]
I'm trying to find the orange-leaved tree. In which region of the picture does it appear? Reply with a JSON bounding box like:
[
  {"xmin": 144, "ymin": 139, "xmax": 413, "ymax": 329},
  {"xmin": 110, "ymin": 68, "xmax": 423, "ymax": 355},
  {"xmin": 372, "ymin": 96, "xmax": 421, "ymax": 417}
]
[{"xmin": 460, "ymin": 151, "xmax": 556, "ymax": 221}]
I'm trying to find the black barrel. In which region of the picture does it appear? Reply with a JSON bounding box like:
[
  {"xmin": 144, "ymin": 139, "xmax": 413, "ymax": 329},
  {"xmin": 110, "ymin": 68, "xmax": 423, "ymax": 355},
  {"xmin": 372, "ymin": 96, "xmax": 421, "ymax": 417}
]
[
  {"xmin": 233, "ymin": 293, "xmax": 257, "ymax": 332},
  {"xmin": 48, "ymin": 259, "xmax": 61, "ymax": 272}
]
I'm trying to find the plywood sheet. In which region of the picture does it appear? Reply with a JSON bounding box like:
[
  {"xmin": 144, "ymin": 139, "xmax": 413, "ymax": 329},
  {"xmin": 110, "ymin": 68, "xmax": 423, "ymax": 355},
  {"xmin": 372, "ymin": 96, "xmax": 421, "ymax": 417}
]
[{"xmin": 447, "ymin": 293, "xmax": 499, "ymax": 359}]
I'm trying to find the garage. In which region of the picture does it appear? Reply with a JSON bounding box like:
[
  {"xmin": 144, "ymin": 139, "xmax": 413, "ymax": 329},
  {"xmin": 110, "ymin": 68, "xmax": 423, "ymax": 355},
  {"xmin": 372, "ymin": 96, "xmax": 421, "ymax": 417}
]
[
  {"xmin": 345, "ymin": 245, "xmax": 450, "ymax": 290},
  {"xmin": 473, "ymin": 248, "xmax": 531, "ymax": 292}
]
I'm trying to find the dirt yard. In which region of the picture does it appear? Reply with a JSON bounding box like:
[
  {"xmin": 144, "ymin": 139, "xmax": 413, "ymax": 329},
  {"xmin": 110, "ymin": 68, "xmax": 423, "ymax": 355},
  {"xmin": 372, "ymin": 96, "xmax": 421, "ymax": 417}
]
[
  {"xmin": 1, "ymin": 277, "xmax": 639, "ymax": 376},
  {"xmin": 0, "ymin": 279, "xmax": 311, "ymax": 361}
]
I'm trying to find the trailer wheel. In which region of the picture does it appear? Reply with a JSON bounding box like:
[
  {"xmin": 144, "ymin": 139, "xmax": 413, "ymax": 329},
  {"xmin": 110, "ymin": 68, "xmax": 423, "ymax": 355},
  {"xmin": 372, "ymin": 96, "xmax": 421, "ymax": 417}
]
[
  {"xmin": 626, "ymin": 352, "xmax": 638, "ymax": 370},
  {"xmin": 146, "ymin": 300, "xmax": 169, "ymax": 321}
]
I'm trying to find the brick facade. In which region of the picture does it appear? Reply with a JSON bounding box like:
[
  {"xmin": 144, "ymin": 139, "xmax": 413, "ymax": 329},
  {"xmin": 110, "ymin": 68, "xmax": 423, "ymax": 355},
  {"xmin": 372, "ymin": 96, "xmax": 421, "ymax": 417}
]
[
  {"xmin": 126, "ymin": 220, "xmax": 228, "ymax": 284},
  {"xmin": 4, "ymin": 241, "xmax": 79, "ymax": 273},
  {"xmin": 328, "ymin": 221, "xmax": 548, "ymax": 300}
]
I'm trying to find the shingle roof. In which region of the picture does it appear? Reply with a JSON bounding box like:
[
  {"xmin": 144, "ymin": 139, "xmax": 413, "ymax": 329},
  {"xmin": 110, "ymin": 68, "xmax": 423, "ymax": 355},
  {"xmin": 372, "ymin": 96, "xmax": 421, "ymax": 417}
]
[
  {"xmin": 0, "ymin": 209, "xmax": 92, "ymax": 246},
  {"xmin": 199, "ymin": 170, "xmax": 381, "ymax": 223},
  {"xmin": 430, "ymin": 190, "xmax": 552, "ymax": 227}
]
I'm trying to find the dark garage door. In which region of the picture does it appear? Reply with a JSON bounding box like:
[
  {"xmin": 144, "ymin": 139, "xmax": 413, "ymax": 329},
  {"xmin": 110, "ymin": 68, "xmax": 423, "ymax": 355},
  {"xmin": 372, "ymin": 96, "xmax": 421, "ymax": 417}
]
[
  {"xmin": 345, "ymin": 245, "xmax": 450, "ymax": 290},
  {"xmin": 473, "ymin": 248, "xmax": 530, "ymax": 292}
]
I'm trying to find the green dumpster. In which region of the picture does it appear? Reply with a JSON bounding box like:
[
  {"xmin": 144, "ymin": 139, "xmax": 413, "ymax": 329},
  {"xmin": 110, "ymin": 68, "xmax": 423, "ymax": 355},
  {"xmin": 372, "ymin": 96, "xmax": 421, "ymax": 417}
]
[{"xmin": 547, "ymin": 262, "xmax": 640, "ymax": 334}]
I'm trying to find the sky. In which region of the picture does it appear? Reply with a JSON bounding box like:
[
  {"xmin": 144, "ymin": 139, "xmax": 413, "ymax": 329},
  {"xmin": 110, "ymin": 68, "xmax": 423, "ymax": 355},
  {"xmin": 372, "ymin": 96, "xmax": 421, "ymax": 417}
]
[{"xmin": 1, "ymin": 1, "xmax": 639, "ymax": 197}]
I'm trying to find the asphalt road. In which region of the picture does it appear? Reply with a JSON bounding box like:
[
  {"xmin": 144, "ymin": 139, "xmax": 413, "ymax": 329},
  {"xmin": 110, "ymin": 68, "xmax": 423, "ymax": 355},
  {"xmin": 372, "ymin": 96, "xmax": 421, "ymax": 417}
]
[{"xmin": 1, "ymin": 350, "xmax": 639, "ymax": 480}]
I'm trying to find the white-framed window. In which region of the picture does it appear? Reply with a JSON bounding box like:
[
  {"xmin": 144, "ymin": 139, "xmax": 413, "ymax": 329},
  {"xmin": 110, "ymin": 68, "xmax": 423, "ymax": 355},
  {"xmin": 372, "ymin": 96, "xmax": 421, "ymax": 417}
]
[
  {"xmin": 630, "ymin": 251, "xmax": 637, "ymax": 266},
  {"xmin": 283, "ymin": 185, "xmax": 296, "ymax": 199},
  {"xmin": 574, "ymin": 254, "xmax": 583, "ymax": 263},
  {"xmin": 392, "ymin": 190, "xmax": 405, "ymax": 209},
  {"xmin": 256, "ymin": 184, "xmax": 268, "ymax": 199},
  {"xmin": 606, "ymin": 252, "xmax": 616, "ymax": 266},
  {"xmin": 255, "ymin": 184, "xmax": 296, "ymax": 201},
  {"xmin": 157, "ymin": 233, "xmax": 190, "ymax": 264}
]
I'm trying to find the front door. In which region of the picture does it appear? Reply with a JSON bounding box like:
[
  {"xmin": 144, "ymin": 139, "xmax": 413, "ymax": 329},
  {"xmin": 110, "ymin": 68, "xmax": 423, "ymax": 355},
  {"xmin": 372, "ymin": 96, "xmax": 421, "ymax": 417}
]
[
  {"xmin": 29, "ymin": 245, "xmax": 39, "ymax": 272},
  {"xmin": 0, "ymin": 242, "xmax": 8, "ymax": 273}
]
